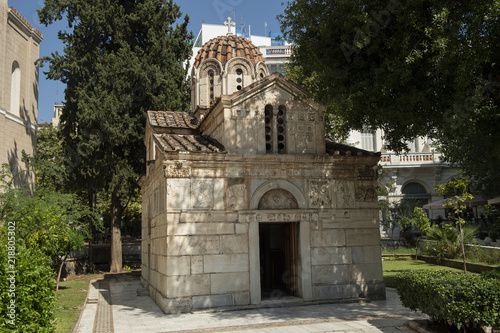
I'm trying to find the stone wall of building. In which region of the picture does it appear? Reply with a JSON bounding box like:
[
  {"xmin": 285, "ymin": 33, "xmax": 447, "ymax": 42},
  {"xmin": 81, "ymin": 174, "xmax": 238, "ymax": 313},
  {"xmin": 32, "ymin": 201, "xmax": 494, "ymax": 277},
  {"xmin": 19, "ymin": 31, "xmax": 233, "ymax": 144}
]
[
  {"xmin": 141, "ymin": 152, "xmax": 385, "ymax": 313},
  {"xmin": 0, "ymin": 1, "xmax": 42, "ymax": 188}
]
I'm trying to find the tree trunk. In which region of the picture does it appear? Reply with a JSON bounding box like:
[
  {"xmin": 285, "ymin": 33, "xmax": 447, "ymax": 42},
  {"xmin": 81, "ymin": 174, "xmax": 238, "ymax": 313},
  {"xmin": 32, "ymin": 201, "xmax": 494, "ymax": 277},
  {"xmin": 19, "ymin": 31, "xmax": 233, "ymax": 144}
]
[
  {"xmin": 88, "ymin": 189, "xmax": 94, "ymax": 273},
  {"xmin": 459, "ymin": 222, "xmax": 467, "ymax": 273},
  {"xmin": 109, "ymin": 190, "xmax": 123, "ymax": 273},
  {"xmin": 56, "ymin": 256, "xmax": 66, "ymax": 292}
]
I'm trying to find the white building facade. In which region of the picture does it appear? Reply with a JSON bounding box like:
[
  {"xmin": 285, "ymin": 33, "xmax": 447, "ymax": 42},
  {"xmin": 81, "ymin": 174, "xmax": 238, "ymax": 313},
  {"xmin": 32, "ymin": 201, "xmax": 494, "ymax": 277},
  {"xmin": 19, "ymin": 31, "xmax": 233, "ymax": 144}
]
[{"xmin": 347, "ymin": 130, "xmax": 460, "ymax": 221}]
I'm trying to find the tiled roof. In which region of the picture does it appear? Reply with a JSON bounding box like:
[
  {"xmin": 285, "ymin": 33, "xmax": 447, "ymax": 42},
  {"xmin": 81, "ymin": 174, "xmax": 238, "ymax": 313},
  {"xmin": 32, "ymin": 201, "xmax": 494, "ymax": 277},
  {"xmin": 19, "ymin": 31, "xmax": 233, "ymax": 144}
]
[
  {"xmin": 148, "ymin": 111, "xmax": 198, "ymax": 129},
  {"xmin": 9, "ymin": 7, "xmax": 43, "ymax": 39},
  {"xmin": 153, "ymin": 133, "xmax": 225, "ymax": 153},
  {"xmin": 193, "ymin": 35, "xmax": 264, "ymax": 69},
  {"xmin": 325, "ymin": 138, "xmax": 380, "ymax": 157}
]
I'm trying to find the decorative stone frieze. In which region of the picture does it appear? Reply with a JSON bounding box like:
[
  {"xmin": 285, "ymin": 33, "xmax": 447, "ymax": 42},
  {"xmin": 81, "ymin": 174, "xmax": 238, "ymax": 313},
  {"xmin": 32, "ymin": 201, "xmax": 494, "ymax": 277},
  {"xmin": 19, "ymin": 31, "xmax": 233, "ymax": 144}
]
[{"xmin": 164, "ymin": 163, "xmax": 192, "ymax": 178}]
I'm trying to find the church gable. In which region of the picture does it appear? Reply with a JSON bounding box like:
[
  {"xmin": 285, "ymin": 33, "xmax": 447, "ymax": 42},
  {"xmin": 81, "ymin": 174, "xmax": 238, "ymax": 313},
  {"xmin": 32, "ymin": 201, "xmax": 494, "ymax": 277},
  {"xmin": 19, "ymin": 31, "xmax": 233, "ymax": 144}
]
[{"xmin": 199, "ymin": 73, "xmax": 326, "ymax": 155}]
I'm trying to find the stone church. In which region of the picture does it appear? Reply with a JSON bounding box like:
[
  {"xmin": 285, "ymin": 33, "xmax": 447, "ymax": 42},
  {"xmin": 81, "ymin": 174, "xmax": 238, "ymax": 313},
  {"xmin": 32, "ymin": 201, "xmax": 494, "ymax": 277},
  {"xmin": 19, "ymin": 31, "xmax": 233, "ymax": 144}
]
[{"xmin": 140, "ymin": 29, "xmax": 385, "ymax": 313}]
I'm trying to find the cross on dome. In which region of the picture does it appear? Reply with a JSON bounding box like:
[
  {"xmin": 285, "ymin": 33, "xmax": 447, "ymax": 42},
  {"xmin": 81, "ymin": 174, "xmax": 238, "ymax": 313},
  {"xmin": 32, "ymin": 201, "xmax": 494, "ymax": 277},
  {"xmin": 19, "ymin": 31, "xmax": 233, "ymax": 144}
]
[{"xmin": 224, "ymin": 17, "xmax": 235, "ymax": 35}]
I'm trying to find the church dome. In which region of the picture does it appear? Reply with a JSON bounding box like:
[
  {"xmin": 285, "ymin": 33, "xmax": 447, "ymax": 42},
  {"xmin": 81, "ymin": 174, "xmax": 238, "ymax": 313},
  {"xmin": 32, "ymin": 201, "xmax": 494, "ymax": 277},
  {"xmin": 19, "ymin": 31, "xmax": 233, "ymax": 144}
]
[{"xmin": 193, "ymin": 35, "xmax": 265, "ymax": 69}]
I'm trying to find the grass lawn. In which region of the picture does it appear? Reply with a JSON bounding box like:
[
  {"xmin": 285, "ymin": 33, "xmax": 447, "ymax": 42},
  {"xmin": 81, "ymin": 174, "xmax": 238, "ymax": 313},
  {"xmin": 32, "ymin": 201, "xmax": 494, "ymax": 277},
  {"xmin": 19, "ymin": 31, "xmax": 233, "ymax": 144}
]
[
  {"xmin": 382, "ymin": 247, "xmax": 417, "ymax": 255},
  {"xmin": 54, "ymin": 274, "xmax": 104, "ymax": 333},
  {"xmin": 382, "ymin": 257, "xmax": 469, "ymax": 287}
]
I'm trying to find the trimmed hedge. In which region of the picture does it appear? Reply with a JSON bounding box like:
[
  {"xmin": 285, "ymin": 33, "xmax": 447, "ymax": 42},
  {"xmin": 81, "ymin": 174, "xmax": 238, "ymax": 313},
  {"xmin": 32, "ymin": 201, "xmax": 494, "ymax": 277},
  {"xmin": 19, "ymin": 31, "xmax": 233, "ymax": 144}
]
[{"xmin": 395, "ymin": 270, "xmax": 500, "ymax": 332}]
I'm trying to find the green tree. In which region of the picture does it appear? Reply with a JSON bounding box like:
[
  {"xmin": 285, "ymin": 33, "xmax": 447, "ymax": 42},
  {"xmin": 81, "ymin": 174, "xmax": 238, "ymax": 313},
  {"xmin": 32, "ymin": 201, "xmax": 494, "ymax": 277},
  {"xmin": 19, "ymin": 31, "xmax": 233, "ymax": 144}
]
[
  {"xmin": 436, "ymin": 176, "xmax": 475, "ymax": 272},
  {"xmin": 23, "ymin": 126, "xmax": 104, "ymax": 273},
  {"xmin": 38, "ymin": 0, "xmax": 193, "ymax": 272},
  {"xmin": 0, "ymin": 165, "xmax": 89, "ymax": 290},
  {"xmin": 279, "ymin": 0, "xmax": 500, "ymax": 193}
]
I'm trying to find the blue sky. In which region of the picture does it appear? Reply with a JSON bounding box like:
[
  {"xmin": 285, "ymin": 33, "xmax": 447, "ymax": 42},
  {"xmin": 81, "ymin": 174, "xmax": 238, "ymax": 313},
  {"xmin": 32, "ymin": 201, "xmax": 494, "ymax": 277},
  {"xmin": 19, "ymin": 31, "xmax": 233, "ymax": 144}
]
[{"xmin": 9, "ymin": 0, "xmax": 288, "ymax": 123}]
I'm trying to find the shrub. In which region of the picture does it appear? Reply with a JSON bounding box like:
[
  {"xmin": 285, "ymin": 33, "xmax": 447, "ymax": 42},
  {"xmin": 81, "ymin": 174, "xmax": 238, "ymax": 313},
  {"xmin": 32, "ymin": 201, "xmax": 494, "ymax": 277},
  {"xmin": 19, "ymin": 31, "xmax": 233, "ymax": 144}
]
[
  {"xmin": 425, "ymin": 224, "xmax": 477, "ymax": 259},
  {"xmin": 0, "ymin": 239, "xmax": 55, "ymax": 332},
  {"xmin": 395, "ymin": 270, "xmax": 500, "ymax": 332},
  {"xmin": 481, "ymin": 269, "xmax": 500, "ymax": 280}
]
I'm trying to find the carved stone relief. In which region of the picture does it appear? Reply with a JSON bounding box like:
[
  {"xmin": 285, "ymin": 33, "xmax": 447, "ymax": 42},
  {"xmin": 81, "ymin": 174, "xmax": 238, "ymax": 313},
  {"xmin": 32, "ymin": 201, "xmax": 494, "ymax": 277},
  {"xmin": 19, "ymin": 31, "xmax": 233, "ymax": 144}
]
[
  {"xmin": 258, "ymin": 189, "xmax": 298, "ymax": 210},
  {"xmin": 164, "ymin": 162, "xmax": 192, "ymax": 178},
  {"xmin": 356, "ymin": 185, "xmax": 377, "ymax": 202},
  {"xmin": 191, "ymin": 180, "xmax": 214, "ymax": 208},
  {"xmin": 336, "ymin": 180, "xmax": 355, "ymax": 208},
  {"xmin": 227, "ymin": 184, "xmax": 247, "ymax": 210},
  {"xmin": 357, "ymin": 167, "xmax": 376, "ymax": 181},
  {"xmin": 309, "ymin": 180, "xmax": 332, "ymax": 208}
]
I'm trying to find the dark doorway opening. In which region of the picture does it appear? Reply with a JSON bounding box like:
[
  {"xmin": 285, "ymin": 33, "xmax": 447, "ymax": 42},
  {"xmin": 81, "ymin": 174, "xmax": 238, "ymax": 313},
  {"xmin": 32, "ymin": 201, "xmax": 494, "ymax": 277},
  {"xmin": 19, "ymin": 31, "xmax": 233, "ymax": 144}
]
[{"xmin": 259, "ymin": 222, "xmax": 298, "ymax": 299}]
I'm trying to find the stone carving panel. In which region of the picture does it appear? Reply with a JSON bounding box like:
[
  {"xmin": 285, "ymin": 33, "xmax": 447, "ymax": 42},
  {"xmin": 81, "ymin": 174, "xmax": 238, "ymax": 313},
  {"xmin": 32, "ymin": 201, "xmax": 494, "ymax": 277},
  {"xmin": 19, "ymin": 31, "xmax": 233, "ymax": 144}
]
[
  {"xmin": 258, "ymin": 189, "xmax": 298, "ymax": 210},
  {"xmin": 164, "ymin": 162, "xmax": 192, "ymax": 178},
  {"xmin": 336, "ymin": 180, "xmax": 355, "ymax": 208},
  {"xmin": 191, "ymin": 180, "xmax": 214, "ymax": 208},
  {"xmin": 227, "ymin": 184, "xmax": 247, "ymax": 210},
  {"xmin": 357, "ymin": 167, "xmax": 376, "ymax": 181},
  {"xmin": 309, "ymin": 180, "xmax": 332, "ymax": 208},
  {"xmin": 355, "ymin": 185, "xmax": 377, "ymax": 202}
]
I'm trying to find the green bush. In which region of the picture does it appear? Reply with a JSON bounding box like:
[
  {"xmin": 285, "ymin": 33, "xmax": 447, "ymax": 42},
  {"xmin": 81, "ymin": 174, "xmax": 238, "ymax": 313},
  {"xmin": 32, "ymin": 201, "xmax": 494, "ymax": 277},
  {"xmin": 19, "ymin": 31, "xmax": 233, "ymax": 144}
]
[
  {"xmin": 481, "ymin": 269, "xmax": 500, "ymax": 280},
  {"xmin": 395, "ymin": 270, "xmax": 500, "ymax": 332},
  {"xmin": 425, "ymin": 224, "xmax": 477, "ymax": 259},
  {"xmin": 0, "ymin": 238, "xmax": 55, "ymax": 332}
]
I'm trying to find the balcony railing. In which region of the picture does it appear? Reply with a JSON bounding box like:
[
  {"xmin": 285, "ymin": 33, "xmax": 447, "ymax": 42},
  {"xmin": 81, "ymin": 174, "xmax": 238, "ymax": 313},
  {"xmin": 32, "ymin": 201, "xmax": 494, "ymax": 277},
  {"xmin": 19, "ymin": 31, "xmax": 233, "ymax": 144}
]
[
  {"xmin": 380, "ymin": 152, "xmax": 442, "ymax": 165},
  {"xmin": 266, "ymin": 48, "xmax": 292, "ymax": 56}
]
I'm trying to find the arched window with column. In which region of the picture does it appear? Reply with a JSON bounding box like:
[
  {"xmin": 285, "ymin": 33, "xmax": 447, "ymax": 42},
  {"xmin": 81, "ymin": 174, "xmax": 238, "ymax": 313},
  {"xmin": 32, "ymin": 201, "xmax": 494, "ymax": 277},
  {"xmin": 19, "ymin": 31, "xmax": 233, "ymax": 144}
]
[
  {"xmin": 264, "ymin": 104, "xmax": 287, "ymax": 154},
  {"xmin": 10, "ymin": 61, "xmax": 21, "ymax": 117}
]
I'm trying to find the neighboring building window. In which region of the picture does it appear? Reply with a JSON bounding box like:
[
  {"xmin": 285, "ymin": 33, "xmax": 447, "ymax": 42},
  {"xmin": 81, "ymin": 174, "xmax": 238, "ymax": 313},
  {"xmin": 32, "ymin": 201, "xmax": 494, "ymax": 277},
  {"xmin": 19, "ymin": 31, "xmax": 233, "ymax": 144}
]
[
  {"xmin": 277, "ymin": 105, "xmax": 286, "ymax": 154},
  {"xmin": 401, "ymin": 181, "xmax": 429, "ymax": 208},
  {"xmin": 265, "ymin": 104, "xmax": 273, "ymax": 153},
  {"xmin": 266, "ymin": 63, "xmax": 285, "ymax": 75},
  {"xmin": 402, "ymin": 182, "xmax": 427, "ymax": 195},
  {"xmin": 409, "ymin": 138, "xmax": 419, "ymax": 153},
  {"xmin": 361, "ymin": 129, "xmax": 376, "ymax": 151},
  {"xmin": 10, "ymin": 61, "xmax": 21, "ymax": 117}
]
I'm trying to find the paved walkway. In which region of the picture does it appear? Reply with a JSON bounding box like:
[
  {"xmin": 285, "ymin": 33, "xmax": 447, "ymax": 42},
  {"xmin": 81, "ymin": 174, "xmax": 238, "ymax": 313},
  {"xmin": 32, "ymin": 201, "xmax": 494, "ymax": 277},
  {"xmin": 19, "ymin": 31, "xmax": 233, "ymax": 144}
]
[{"xmin": 74, "ymin": 274, "xmax": 427, "ymax": 333}]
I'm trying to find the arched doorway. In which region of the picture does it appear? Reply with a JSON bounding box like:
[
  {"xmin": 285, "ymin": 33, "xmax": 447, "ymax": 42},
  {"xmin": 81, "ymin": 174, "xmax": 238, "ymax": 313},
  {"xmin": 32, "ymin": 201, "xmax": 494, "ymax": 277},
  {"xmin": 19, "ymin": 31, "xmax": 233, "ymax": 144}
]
[{"xmin": 258, "ymin": 189, "xmax": 298, "ymax": 299}]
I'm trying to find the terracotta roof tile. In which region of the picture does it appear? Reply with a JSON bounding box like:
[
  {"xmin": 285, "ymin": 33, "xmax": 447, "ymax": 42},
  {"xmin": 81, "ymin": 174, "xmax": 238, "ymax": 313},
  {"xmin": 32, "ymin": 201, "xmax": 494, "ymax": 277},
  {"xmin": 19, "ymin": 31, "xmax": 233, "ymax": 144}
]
[
  {"xmin": 148, "ymin": 111, "xmax": 198, "ymax": 129},
  {"xmin": 154, "ymin": 133, "xmax": 225, "ymax": 153},
  {"xmin": 193, "ymin": 35, "xmax": 264, "ymax": 69}
]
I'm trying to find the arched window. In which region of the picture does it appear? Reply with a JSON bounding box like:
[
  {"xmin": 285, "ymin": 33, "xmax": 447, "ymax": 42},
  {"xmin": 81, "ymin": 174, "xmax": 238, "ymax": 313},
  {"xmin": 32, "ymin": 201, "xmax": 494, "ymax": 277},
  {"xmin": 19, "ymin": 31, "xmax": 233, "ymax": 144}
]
[
  {"xmin": 235, "ymin": 68, "xmax": 243, "ymax": 91},
  {"xmin": 208, "ymin": 70, "xmax": 215, "ymax": 103},
  {"xmin": 264, "ymin": 105, "xmax": 287, "ymax": 154},
  {"xmin": 402, "ymin": 182, "xmax": 427, "ymax": 195},
  {"xmin": 10, "ymin": 62, "xmax": 21, "ymax": 117},
  {"xmin": 401, "ymin": 182, "xmax": 430, "ymax": 208}
]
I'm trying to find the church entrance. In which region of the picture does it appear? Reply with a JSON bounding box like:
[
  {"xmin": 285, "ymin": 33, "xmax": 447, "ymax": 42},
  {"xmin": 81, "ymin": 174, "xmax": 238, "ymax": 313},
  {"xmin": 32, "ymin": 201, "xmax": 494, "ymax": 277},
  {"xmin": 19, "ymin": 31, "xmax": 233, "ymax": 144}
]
[{"xmin": 259, "ymin": 222, "xmax": 298, "ymax": 299}]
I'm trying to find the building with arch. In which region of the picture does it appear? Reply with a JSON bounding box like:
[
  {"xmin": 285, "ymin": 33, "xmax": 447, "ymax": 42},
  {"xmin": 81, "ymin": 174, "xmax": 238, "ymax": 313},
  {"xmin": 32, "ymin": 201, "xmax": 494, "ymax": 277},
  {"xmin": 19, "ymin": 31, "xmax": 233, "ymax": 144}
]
[
  {"xmin": 141, "ymin": 31, "xmax": 385, "ymax": 313},
  {"xmin": 0, "ymin": 0, "xmax": 43, "ymax": 188},
  {"xmin": 347, "ymin": 129, "xmax": 462, "ymax": 222}
]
